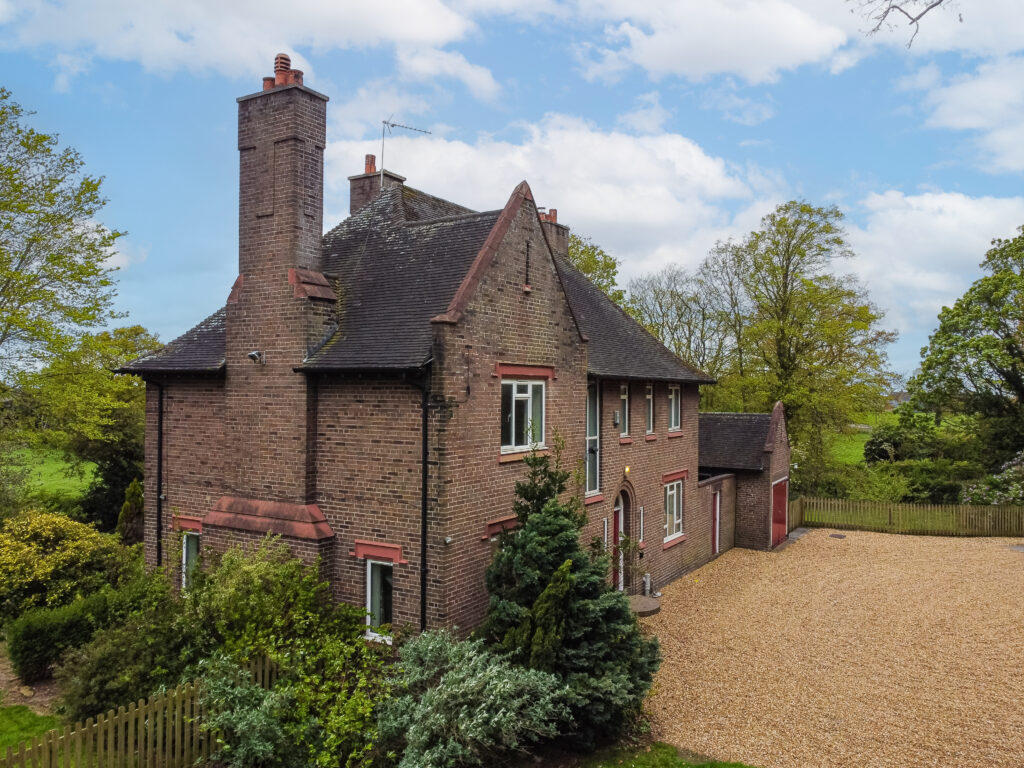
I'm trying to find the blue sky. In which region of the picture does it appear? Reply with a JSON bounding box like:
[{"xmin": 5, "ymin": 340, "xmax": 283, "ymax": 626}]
[{"xmin": 2, "ymin": 0, "xmax": 1024, "ymax": 376}]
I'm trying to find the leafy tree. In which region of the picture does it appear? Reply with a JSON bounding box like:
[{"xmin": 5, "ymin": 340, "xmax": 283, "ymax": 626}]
[
  {"xmin": 481, "ymin": 449, "xmax": 660, "ymax": 747},
  {"xmin": 909, "ymin": 226, "xmax": 1024, "ymax": 469},
  {"xmin": 0, "ymin": 511, "xmax": 136, "ymax": 621},
  {"xmin": 0, "ymin": 88, "xmax": 122, "ymax": 373},
  {"xmin": 20, "ymin": 326, "xmax": 160, "ymax": 529},
  {"xmin": 567, "ymin": 233, "xmax": 625, "ymax": 305},
  {"xmin": 962, "ymin": 450, "xmax": 1024, "ymax": 505},
  {"xmin": 116, "ymin": 478, "xmax": 144, "ymax": 545}
]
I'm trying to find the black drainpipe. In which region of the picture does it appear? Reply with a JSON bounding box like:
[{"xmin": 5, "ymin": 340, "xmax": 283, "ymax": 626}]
[
  {"xmin": 417, "ymin": 376, "xmax": 430, "ymax": 632},
  {"xmin": 155, "ymin": 381, "xmax": 165, "ymax": 567}
]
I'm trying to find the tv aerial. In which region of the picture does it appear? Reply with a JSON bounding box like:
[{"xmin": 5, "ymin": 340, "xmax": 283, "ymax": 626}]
[{"xmin": 380, "ymin": 117, "xmax": 431, "ymax": 185}]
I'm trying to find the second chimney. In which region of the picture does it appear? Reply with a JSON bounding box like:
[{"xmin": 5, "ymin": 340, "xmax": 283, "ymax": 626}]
[{"xmin": 348, "ymin": 154, "xmax": 406, "ymax": 215}]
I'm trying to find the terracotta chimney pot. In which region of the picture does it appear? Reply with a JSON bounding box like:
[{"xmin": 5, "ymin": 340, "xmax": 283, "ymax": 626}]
[{"xmin": 365, "ymin": 154, "xmax": 377, "ymax": 174}]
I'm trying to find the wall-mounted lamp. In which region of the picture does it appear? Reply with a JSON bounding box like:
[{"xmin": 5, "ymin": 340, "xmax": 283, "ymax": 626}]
[
  {"xmin": 444, "ymin": 536, "xmax": 453, "ymax": 545},
  {"xmin": 247, "ymin": 350, "xmax": 265, "ymax": 365},
  {"xmin": 624, "ymin": 465, "xmax": 631, "ymax": 475}
]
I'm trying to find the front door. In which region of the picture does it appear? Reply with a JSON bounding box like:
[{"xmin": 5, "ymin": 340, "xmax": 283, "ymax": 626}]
[
  {"xmin": 612, "ymin": 494, "xmax": 625, "ymax": 590},
  {"xmin": 771, "ymin": 479, "xmax": 788, "ymax": 547}
]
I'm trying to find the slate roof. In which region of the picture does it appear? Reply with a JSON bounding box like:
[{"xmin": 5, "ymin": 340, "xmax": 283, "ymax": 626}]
[
  {"xmin": 555, "ymin": 254, "xmax": 715, "ymax": 384},
  {"xmin": 118, "ymin": 308, "xmax": 226, "ymax": 374},
  {"xmin": 698, "ymin": 412, "xmax": 773, "ymax": 471},
  {"xmin": 306, "ymin": 186, "xmax": 500, "ymax": 370},
  {"xmin": 122, "ymin": 181, "xmax": 715, "ymax": 384}
]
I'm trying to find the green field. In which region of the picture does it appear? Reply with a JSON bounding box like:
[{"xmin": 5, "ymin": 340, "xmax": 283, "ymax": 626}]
[
  {"xmin": 584, "ymin": 742, "xmax": 759, "ymax": 768},
  {"xmin": 831, "ymin": 411, "xmax": 896, "ymax": 466},
  {"xmin": 12, "ymin": 447, "xmax": 95, "ymax": 497},
  {"xmin": 0, "ymin": 706, "xmax": 57, "ymax": 752}
]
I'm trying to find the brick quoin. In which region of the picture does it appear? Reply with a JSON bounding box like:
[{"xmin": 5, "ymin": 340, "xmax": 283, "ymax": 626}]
[{"xmin": 130, "ymin": 55, "xmax": 790, "ymax": 633}]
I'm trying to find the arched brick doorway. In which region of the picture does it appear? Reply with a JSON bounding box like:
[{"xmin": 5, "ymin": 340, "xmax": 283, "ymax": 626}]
[{"xmin": 612, "ymin": 489, "xmax": 632, "ymax": 591}]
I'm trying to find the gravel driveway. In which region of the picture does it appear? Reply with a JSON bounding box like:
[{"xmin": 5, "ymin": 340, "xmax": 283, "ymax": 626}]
[{"xmin": 643, "ymin": 528, "xmax": 1024, "ymax": 768}]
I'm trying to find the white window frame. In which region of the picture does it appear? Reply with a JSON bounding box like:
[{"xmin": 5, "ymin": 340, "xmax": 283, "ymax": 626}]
[
  {"xmin": 645, "ymin": 384, "xmax": 654, "ymax": 434},
  {"xmin": 664, "ymin": 480, "xmax": 684, "ymax": 542},
  {"xmin": 500, "ymin": 379, "xmax": 546, "ymax": 453},
  {"xmin": 181, "ymin": 532, "xmax": 200, "ymax": 590},
  {"xmin": 365, "ymin": 559, "xmax": 394, "ymax": 644},
  {"xmin": 602, "ymin": 517, "xmax": 609, "ymax": 550},
  {"xmin": 639, "ymin": 505, "xmax": 645, "ymax": 543},
  {"xmin": 585, "ymin": 382, "xmax": 600, "ymax": 495},
  {"xmin": 668, "ymin": 385, "xmax": 681, "ymax": 432},
  {"xmin": 619, "ymin": 384, "xmax": 629, "ymax": 437}
]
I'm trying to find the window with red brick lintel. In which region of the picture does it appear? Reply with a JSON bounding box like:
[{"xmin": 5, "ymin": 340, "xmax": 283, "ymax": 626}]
[
  {"xmin": 586, "ymin": 382, "xmax": 600, "ymax": 495},
  {"xmin": 501, "ymin": 379, "xmax": 545, "ymax": 452},
  {"xmin": 664, "ymin": 479, "xmax": 684, "ymax": 544}
]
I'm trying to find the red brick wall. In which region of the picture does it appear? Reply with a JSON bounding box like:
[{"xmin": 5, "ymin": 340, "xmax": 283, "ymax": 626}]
[
  {"xmin": 583, "ymin": 381, "xmax": 707, "ymax": 595},
  {"xmin": 312, "ymin": 378, "xmax": 434, "ymax": 630},
  {"xmin": 142, "ymin": 376, "xmax": 226, "ymax": 571},
  {"xmin": 431, "ymin": 196, "xmax": 587, "ymax": 632},
  {"xmin": 697, "ymin": 473, "xmax": 736, "ymax": 557}
]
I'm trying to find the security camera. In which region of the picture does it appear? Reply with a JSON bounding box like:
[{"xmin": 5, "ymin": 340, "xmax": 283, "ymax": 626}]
[{"xmin": 247, "ymin": 350, "xmax": 265, "ymax": 364}]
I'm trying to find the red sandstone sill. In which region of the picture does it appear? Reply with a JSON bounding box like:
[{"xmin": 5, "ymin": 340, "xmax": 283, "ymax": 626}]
[
  {"xmin": 662, "ymin": 534, "xmax": 686, "ymax": 550},
  {"xmin": 618, "ymin": 437, "xmax": 633, "ymax": 445},
  {"xmin": 498, "ymin": 448, "xmax": 551, "ymax": 464},
  {"xmin": 667, "ymin": 430, "xmax": 684, "ymax": 439},
  {"xmin": 645, "ymin": 434, "xmax": 657, "ymax": 442},
  {"xmin": 584, "ymin": 493, "xmax": 604, "ymax": 506}
]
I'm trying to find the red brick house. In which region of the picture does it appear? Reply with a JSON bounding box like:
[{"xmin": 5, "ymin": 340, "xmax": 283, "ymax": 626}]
[{"xmin": 123, "ymin": 55, "xmax": 789, "ymax": 635}]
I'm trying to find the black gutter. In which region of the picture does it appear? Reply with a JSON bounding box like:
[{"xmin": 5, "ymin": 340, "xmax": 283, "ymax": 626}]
[{"xmin": 155, "ymin": 381, "xmax": 165, "ymax": 567}]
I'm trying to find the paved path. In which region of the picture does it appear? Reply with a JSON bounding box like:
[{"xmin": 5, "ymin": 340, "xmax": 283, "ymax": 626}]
[{"xmin": 643, "ymin": 528, "xmax": 1024, "ymax": 768}]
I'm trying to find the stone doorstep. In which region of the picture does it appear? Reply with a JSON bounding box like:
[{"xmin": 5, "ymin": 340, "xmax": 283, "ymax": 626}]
[{"xmin": 629, "ymin": 594, "xmax": 661, "ymax": 617}]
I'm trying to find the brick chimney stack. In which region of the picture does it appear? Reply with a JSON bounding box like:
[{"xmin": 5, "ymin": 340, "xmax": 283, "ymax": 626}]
[
  {"xmin": 539, "ymin": 207, "xmax": 569, "ymax": 260},
  {"xmin": 348, "ymin": 153, "xmax": 406, "ymax": 215},
  {"xmin": 225, "ymin": 54, "xmax": 331, "ymax": 504}
]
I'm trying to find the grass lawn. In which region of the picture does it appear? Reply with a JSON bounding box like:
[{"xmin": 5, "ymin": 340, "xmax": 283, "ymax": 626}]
[
  {"xmin": 582, "ymin": 742, "xmax": 759, "ymax": 768},
  {"xmin": 11, "ymin": 447, "xmax": 95, "ymax": 498},
  {"xmin": 0, "ymin": 705, "xmax": 57, "ymax": 752},
  {"xmin": 831, "ymin": 410, "xmax": 896, "ymax": 466}
]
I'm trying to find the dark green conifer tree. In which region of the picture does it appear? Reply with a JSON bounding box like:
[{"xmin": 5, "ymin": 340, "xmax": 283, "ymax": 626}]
[{"xmin": 482, "ymin": 443, "xmax": 661, "ymax": 746}]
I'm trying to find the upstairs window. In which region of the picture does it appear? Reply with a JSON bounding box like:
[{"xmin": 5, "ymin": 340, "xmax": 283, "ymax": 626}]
[
  {"xmin": 586, "ymin": 382, "xmax": 599, "ymax": 494},
  {"xmin": 668, "ymin": 385, "xmax": 681, "ymax": 431},
  {"xmin": 645, "ymin": 384, "xmax": 654, "ymax": 434},
  {"xmin": 664, "ymin": 480, "xmax": 684, "ymax": 541},
  {"xmin": 619, "ymin": 384, "xmax": 630, "ymax": 437},
  {"xmin": 501, "ymin": 380, "xmax": 545, "ymax": 452}
]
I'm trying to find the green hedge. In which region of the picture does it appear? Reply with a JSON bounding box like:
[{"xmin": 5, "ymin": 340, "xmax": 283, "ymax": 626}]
[{"xmin": 6, "ymin": 591, "xmax": 111, "ymax": 683}]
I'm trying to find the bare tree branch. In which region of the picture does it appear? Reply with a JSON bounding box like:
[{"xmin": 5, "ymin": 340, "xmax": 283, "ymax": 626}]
[{"xmin": 852, "ymin": 0, "xmax": 960, "ymax": 46}]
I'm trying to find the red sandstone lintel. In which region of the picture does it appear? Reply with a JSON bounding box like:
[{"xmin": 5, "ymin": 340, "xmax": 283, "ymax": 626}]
[
  {"xmin": 584, "ymin": 493, "xmax": 604, "ymax": 506},
  {"xmin": 645, "ymin": 434, "xmax": 657, "ymax": 442},
  {"xmin": 667, "ymin": 430, "xmax": 684, "ymax": 439},
  {"xmin": 173, "ymin": 515, "xmax": 203, "ymax": 532},
  {"xmin": 662, "ymin": 468, "xmax": 689, "ymax": 484},
  {"xmin": 481, "ymin": 515, "xmax": 519, "ymax": 540},
  {"xmin": 619, "ymin": 437, "xmax": 633, "ymax": 445},
  {"xmin": 493, "ymin": 363, "xmax": 555, "ymax": 379},
  {"xmin": 498, "ymin": 448, "xmax": 550, "ymax": 464},
  {"xmin": 350, "ymin": 539, "xmax": 409, "ymax": 564}
]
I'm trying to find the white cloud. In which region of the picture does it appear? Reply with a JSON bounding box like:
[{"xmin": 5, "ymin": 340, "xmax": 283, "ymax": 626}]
[
  {"xmin": 106, "ymin": 238, "xmax": 149, "ymax": 271},
  {"xmin": 576, "ymin": 0, "xmax": 849, "ymax": 84},
  {"xmin": 395, "ymin": 47, "xmax": 500, "ymax": 101},
  {"xmin": 2, "ymin": 0, "xmax": 472, "ymax": 81},
  {"xmin": 616, "ymin": 91, "xmax": 670, "ymax": 133},
  {"xmin": 324, "ymin": 113, "xmax": 777, "ymax": 275},
  {"xmin": 330, "ymin": 80, "xmax": 434, "ymax": 140},
  {"xmin": 51, "ymin": 52, "xmax": 90, "ymax": 92},
  {"xmin": 701, "ymin": 80, "xmax": 774, "ymax": 126},
  {"xmin": 916, "ymin": 56, "xmax": 1024, "ymax": 172},
  {"xmin": 846, "ymin": 190, "xmax": 1024, "ymax": 369}
]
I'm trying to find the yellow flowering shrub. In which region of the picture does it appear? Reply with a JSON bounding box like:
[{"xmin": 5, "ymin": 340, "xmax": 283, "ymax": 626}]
[{"xmin": 0, "ymin": 512, "xmax": 134, "ymax": 623}]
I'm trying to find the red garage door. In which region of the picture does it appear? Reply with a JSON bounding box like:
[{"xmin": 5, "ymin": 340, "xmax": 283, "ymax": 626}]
[{"xmin": 771, "ymin": 479, "xmax": 788, "ymax": 547}]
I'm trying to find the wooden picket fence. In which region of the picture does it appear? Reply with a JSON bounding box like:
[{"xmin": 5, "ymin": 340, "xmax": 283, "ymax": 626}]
[
  {"xmin": 1, "ymin": 658, "xmax": 279, "ymax": 768},
  {"xmin": 799, "ymin": 496, "xmax": 1024, "ymax": 537}
]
